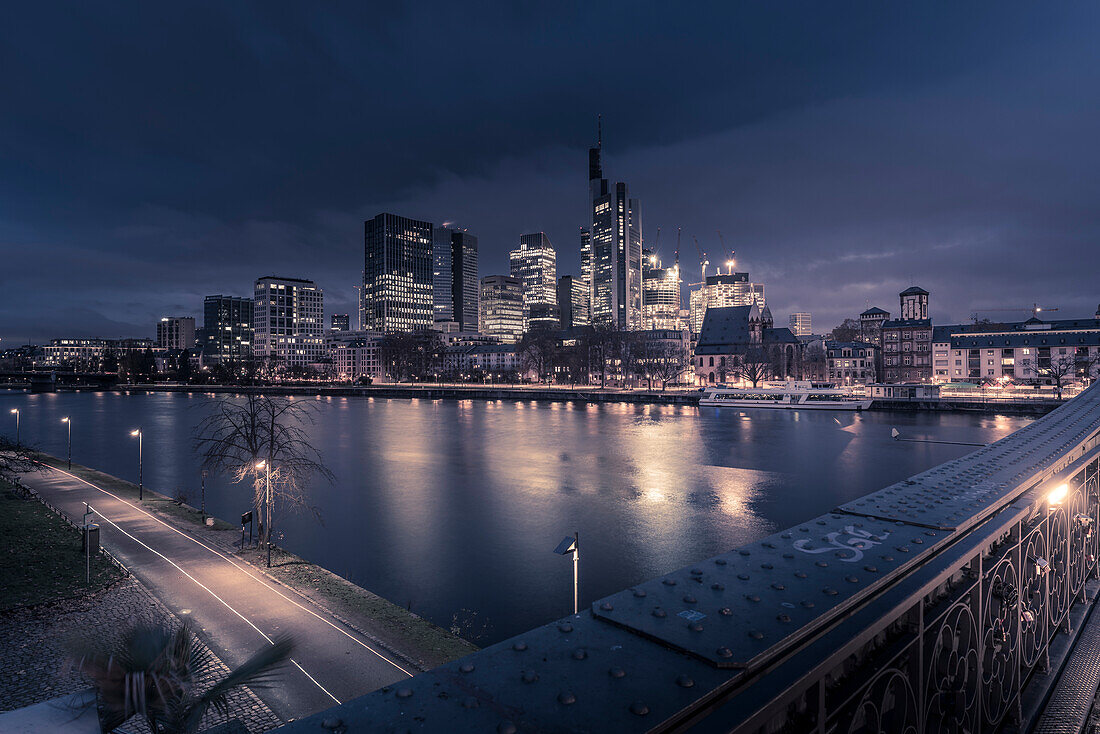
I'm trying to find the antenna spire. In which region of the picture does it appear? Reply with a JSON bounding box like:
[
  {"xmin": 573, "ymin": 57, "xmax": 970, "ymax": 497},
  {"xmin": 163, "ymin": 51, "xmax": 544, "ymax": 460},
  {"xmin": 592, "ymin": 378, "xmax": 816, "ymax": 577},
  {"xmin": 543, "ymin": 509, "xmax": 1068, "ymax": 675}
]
[{"xmin": 597, "ymin": 114, "xmax": 602, "ymax": 148}]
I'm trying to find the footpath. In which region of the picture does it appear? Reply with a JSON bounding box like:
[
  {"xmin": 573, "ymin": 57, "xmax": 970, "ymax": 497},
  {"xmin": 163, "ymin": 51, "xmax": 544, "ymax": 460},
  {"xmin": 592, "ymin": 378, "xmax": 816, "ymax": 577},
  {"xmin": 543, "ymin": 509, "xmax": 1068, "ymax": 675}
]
[{"xmin": 13, "ymin": 456, "xmax": 476, "ymax": 724}]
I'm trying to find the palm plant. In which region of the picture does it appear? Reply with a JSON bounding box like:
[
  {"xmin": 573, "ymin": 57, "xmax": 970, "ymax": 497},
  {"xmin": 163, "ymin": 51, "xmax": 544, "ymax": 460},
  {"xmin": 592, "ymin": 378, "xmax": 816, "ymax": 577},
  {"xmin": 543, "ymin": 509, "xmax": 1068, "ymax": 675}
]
[{"xmin": 73, "ymin": 623, "xmax": 292, "ymax": 734}]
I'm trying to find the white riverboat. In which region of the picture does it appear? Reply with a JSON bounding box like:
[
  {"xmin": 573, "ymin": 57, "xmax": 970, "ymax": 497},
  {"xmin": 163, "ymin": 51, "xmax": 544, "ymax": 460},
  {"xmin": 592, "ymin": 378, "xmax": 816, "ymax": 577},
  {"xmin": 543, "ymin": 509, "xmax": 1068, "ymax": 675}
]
[{"xmin": 699, "ymin": 380, "xmax": 872, "ymax": 411}]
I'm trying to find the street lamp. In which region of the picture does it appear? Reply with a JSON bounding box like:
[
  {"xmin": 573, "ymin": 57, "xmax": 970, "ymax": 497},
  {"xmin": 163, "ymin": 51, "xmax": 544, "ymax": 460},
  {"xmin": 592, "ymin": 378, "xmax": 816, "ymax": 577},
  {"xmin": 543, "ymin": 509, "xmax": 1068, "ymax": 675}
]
[
  {"xmin": 256, "ymin": 459, "xmax": 273, "ymax": 567},
  {"xmin": 554, "ymin": 532, "xmax": 580, "ymax": 615},
  {"xmin": 130, "ymin": 428, "xmax": 143, "ymax": 500},
  {"xmin": 61, "ymin": 417, "xmax": 71, "ymax": 469},
  {"xmin": 9, "ymin": 408, "xmax": 19, "ymax": 447}
]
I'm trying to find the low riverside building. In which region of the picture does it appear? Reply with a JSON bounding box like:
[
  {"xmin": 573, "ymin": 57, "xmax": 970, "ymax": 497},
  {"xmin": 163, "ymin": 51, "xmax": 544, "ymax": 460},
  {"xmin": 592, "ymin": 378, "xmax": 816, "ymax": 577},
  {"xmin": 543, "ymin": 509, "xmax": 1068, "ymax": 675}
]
[
  {"xmin": 932, "ymin": 306, "xmax": 1100, "ymax": 384},
  {"xmin": 202, "ymin": 295, "xmax": 254, "ymax": 363},
  {"xmin": 825, "ymin": 340, "xmax": 878, "ymax": 385},
  {"xmin": 881, "ymin": 287, "xmax": 933, "ymax": 383},
  {"xmin": 693, "ymin": 303, "xmax": 802, "ymax": 385},
  {"xmin": 39, "ymin": 337, "xmax": 155, "ymax": 370},
  {"xmin": 326, "ymin": 330, "xmax": 384, "ymax": 382},
  {"xmin": 156, "ymin": 316, "xmax": 195, "ymax": 350},
  {"xmin": 442, "ymin": 343, "xmax": 523, "ymax": 378},
  {"xmin": 253, "ymin": 276, "xmax": 325, "ymax": 369}
]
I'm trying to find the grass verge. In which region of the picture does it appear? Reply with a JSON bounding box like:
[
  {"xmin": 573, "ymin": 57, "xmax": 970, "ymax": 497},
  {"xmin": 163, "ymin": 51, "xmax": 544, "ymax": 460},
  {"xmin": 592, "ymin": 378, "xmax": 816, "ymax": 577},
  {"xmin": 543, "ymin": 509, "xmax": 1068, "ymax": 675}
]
[
  {"xmin": 238, "ymin": 545, "xmax": 478, "ymax": 670},
  {"xmin": 0, "ymin": 478, "xmax": 123, "ymax": 611}
]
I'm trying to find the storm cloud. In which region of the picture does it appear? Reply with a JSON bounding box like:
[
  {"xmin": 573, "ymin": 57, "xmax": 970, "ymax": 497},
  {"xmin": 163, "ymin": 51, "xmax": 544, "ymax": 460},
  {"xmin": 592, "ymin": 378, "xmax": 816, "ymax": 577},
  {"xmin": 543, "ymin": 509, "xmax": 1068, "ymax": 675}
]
[{"xmin": 1, "ymin": 1, "xmax": 1098, "ymax": 344}]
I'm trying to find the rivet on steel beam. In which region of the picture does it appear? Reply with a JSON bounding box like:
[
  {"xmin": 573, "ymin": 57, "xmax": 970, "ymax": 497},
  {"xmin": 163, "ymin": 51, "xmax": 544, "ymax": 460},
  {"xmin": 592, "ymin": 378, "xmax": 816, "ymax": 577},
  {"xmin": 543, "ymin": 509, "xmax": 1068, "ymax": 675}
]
[
  {"xmin": 794, "ymin": 572, "xmax": 807, "ymax": 579},
  {"xmin": 761, "ymin": 563, "xmax": 774, "ymax": 570},
  {"xmin": 823, "ymin": 587, "xmax": 838, "ymax": 595},
  {"xmin": 558, "ymin": 691, "xmax": 577, "ymax": 705},
  {"xmin": 815, "ymin": 561, "xmax": 828, "ymax": 568},
  {"xmin": 777, "ymin": 614, "xmax": 791, "ymax": 623},
  {"xmin": 462, "ymin": 696, "xmax": 479, "ymax": 709},
  {"xmin": 783, "ymin": 553, "xmax": 794, "ymax": 559},
  {"xmin": 691, "ymin": 568, "xmax": 703, "ymax": 575},
  {"xmin": 663, "ymin": 578, "xmax": 677, "ymax": 586},
  {"xmin": 747, "ymin": 594, "xmax": 761, "ymax": 602},
  {"xmin": 653, "ymin": 608, "xmax": 668, "ymax": 618},
  {"xmin": 865, "ymin": 565, "xmax": 878, "ymax": 573},
  {"xmin": 683, "ymin": 594, "xmax": 697, "ymax": 603},
  {"xmin": 846, "ymin": 575, "xmax": 859, "ymax": 583},
  {"xmin": 739, "ymin": 550, "xmax": 751, "ymax": 556},
  {"xmin": 762, "ymin": 542, "xmax": 776, "ymax": 549},
  {"xmin": 719, "ymin": 607, "xmax": 733, "ymax": 615},
  {"xmin": 711, "ymin": 583, "xmax": 725, "ymax": 591},
  {"xmin": 771, "ymin": 583, "xmax": 786, "ymax": 591},
  {"xmin": 521, "ymin": 670, "xmax": 539, "ymax": 684},
  {"xmin": 460, "ymin": 662, "xmax": 475, "ymax": 673},
  {"xmin": 716, "ymin": 646, "xmax": 733, "ymax": 658},
  {"xmin": 715, "ymin": 558, "xmax": 728, "ymax": 565},
  {"xmin": 497, "ymin": 722, "xmax": 518, "ymax": 734},
  {"xmin": 630, "ymin": 701, "xmax": 650, "ymax": 716},
  {"xmin": 801, "ymin": 600, "xmax": 815, "ymax": 608},
  {"xmin": 513, "ymin": 641, "xmax": 528, "ymax": 651},
  {"xmin": 633, "ymin": 588, "xmax": 647, "ymax": 598},
  {"xmin": 688, "ymin": 621, "xmax": 704, "ymax": 632},
  {"xmin": 396, "ymin": 688, "xmax": 414, "ymax": 698},
  {"xmin": 572, "ymin": 648, "xmax": 588, "ymax": 660},
  {"xmin": 609, "ymin": 666, "xmax": 626, "ymax": 678},
  {"xmin": 737, "ymin": 573, "xmax": 750, "ymax": 580},
  {"xmin": 558, "ymin": 622, "xmax": 574, "ymax": 633},
  {"xmin": 600, "ymin": 601, "xmax": 614, "ymax": 611},
  {"xmin": 748, "ymin": 630, "xmax": 765, "ymax": 639},
  {"xmin": 320, "ymin": 718, "xmax": 344, "ymax": 731},
  {"xmin": 676, "ymin": 675, "xmax": 695, "ymax": 688}
]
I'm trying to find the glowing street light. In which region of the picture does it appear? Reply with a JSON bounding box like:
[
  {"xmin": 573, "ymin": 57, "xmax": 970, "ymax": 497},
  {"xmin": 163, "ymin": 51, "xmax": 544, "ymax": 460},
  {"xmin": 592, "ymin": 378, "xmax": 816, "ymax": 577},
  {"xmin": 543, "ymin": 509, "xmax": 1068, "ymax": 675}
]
[
  {"xmin": 554, "ymin": 532, "xmax": 580, "ymax": 615},
  {"xmin": 1048, "ymin": 483, "xmax": 1069, "ymax": 506},
  {"xmin": 9, "ymin": 408, "xmax": 19, "ymax": 446},
  {"xmin": 61, "ymin": 417, "xmax": 71, "ymax": 469},
  {"xmin": 130, "ymin": 428, "xmax": 143, "ymax": 500},
  {"xmin": 256, "ymin": 459, "xmax": 273, "ymax": 567}
]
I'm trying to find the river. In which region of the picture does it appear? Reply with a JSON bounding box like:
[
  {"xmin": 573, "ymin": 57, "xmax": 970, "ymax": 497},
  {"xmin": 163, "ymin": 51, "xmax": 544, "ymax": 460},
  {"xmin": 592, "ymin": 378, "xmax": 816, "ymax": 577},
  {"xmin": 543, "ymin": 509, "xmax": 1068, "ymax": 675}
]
[{"xmin": 0, "ymin": 390, "xmax": 1031, "ymax": 644}]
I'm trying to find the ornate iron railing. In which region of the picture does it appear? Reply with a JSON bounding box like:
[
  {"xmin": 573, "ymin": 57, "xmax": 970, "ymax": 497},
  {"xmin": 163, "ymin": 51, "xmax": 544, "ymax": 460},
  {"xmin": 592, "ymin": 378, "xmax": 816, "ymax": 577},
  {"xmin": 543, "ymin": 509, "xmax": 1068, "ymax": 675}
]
[{"xmin": 277, "ymin": 384, "xmax": 1100, "ymax": 733}]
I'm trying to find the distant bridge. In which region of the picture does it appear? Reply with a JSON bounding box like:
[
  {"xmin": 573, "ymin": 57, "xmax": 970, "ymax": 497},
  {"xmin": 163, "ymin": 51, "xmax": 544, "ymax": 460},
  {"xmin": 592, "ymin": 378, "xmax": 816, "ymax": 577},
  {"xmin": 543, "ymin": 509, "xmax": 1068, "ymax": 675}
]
[{"xmin": 278, "ymin": 383, "xmax": 1100, "ymax": 733}]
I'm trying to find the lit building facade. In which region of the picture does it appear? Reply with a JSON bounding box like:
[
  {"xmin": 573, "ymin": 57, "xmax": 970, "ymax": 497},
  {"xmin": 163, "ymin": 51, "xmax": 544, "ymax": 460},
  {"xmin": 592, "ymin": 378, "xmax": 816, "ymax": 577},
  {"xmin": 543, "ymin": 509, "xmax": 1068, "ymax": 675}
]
[
  {"xmin": 688, "ymin": 272, "xmax": 765, "ymax": 334},
  {"xmin": 327, "ymin": 330, "xmax": 384, "ymax": 381},
  {"xmin": 363, "ymin": 213, "xmax": 433, "ymax": 332},
  {"xmin": 579, "ymin": 228, "xmax": 592, "ymax": 317},
  {"xmin": 510, "ymin": 233, "xmax": 557, "ymax": 328},
  {"xmin": 253, "ymin": 276, "xmax": 325, "ymax": 367},
  {"xmin": 202, "ymin": 295, "xmax": 254, "ymax": 363},
  {"xmin": 331, "ymin": 313, "xmax": 350, "ymax": 331},
  {"xmin": 881, "ymin": 287, "xmax": 933, "ymax": 383},
  {"xmin": 788, "ymin": 312, "xmax": 812, "ymax": 337},
  {"xmin": 479, "ymin": 275, "xmax": 525, "ymax": 344},
  {"xmin": 156, "ymin": 317, "xmax": 195, "ymax": 351},
  {"xmin": 642, "ymin": 251, "xmax": 681, "ymax": 330},
  {"xmin": 932, "ymin": 309, "xmax": 1100, "ymax": 383},
  {"xmin": 41, "ymin": 338, "xmax": 154, "ymax": 369},
  {"xmin": 826, "ymin": 341, "xmax": 878, "ymax": 385}
]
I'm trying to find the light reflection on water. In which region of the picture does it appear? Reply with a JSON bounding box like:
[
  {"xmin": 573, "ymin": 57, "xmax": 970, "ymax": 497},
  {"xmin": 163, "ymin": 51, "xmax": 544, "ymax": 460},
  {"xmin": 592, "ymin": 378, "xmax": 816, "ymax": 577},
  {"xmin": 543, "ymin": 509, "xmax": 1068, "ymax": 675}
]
[{"xmin": 1, "ymin": 391, "xmax": 1031, "ymax": 644}]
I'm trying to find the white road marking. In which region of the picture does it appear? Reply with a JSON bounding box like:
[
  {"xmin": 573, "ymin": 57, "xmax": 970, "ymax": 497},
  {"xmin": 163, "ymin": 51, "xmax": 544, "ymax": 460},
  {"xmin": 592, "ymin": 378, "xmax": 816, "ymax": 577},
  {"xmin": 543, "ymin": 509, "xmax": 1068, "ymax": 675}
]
[{"xmin": 38, "ymin": 462, "xmax": 412, "ymax": 677}]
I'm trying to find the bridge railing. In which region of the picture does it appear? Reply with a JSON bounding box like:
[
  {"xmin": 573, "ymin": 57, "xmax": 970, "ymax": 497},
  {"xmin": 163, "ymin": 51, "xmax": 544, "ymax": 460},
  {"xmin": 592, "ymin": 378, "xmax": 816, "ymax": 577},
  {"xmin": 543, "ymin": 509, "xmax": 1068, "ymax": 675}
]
[{"xmin": 277, "ymin": 384, "xmax": 1100, "ymax": 734}]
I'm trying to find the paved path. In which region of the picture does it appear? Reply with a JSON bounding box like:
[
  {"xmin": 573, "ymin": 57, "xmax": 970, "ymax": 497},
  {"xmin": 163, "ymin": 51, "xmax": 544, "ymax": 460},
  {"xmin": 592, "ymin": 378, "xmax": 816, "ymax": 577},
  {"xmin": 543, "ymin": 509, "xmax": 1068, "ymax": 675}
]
[{"xmin": 19, "ymin": 464, "xmax": 412, "ymax": 723}]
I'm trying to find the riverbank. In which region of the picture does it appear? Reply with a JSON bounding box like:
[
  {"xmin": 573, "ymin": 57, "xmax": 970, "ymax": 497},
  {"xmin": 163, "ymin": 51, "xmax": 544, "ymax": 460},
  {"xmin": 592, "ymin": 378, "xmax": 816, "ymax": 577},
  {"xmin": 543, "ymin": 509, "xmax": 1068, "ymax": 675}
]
[
  {"xmin": 29, "ymin": 453, "xmax": 478, "ymax": 671},
  {"xmin": 4, "ymin": 382, "xmax": 1063, "ymax": 415}
]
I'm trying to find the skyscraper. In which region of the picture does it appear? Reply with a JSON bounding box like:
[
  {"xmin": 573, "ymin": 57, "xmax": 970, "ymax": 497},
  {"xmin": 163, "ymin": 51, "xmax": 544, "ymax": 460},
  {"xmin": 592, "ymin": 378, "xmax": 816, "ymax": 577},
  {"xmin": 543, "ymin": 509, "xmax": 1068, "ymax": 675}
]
[
  {"xmin": 509, "ymin": 233, "xmax": 557, "ymax": 328},
  {"xmin": 202, "ymin": 295, "xmax": 253, "ymax": 362},
  {"xmin": 363, "ymin": 213, "xmax": 434, "ymax": 332},
  {"xmin": 579, "ymin": 228, "xmax": 592, "ymax": 315},
  {"xmin": 479, "ymin": 276, "xmax": 525, "ymax": 344},
  {"xmin": 688, "ymin": 272, "xmax": 765, "ymax": 333},
  {"xmin": 253, "ymin": 277, "xmax": 324, "ymax": 367},
  {"xmin": 433, "ymin": 227, "xmax": 479, "ymax": 332},
  {"xmin": 331, "ymin": 313, "xmax": 350, "ymax": 331},
  {"xmin": 642, "ymin": 251, "xmax": 682, "ymax": 330},
  {"xmin": 588, "ymin": 125, "xmax": 641, "ymax": 329},
  {"xmin": 558, "ymin": 275, "xmax": 590, "ymax": 329}
]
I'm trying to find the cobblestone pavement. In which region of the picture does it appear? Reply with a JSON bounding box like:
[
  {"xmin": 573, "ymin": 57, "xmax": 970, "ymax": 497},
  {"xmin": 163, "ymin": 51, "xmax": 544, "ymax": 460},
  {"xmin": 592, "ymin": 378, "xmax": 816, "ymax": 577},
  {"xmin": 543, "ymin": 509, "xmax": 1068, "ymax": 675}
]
[{"xmin": 0, "ymin": 575, "xmax": 282, "ymax": 733}]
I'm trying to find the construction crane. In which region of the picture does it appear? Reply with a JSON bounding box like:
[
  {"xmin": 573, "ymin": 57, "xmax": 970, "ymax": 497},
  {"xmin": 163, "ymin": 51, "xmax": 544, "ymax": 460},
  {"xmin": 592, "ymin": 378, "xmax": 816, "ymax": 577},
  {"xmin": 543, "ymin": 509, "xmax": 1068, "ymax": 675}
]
[
  {"xmin": 691, "ymin": 235, "xmax": 708, "ymax": 285},
  {"xmin": 716, "ymin": 230, "xmax": 735, "ymax": 274},
  {"xmin": 973, "ymin": 303, "xmax": 1059, "ymax": 319}
]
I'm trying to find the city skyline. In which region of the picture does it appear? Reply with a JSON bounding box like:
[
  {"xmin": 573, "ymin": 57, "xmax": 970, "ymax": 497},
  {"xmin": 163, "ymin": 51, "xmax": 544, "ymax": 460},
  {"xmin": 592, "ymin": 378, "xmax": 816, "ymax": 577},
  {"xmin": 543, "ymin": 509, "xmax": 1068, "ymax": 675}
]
[{"xmin": 3, "ymin": 3, "xmax": 1100, "ymax": 345}]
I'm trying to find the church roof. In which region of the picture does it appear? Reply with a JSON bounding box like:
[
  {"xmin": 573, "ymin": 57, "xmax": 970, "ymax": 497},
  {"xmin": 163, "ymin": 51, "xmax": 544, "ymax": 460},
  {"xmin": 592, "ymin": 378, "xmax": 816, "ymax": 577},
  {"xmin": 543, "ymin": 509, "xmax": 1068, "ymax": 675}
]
[
  {"xmin": 900, "ymin": 286, "xmax": 929, "ymax": 296},
  {"xmin": 860, "ymin": 307, "xmax": 889, "ymax": 316}
]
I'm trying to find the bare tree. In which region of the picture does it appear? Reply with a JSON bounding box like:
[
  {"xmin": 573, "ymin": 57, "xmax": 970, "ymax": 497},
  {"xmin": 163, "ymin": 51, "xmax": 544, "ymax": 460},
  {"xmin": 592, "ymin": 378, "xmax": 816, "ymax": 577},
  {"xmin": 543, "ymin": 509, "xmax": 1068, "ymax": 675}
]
[
  {"xmin": 638, "ymin": 339, "xmax": 687, "ymax": 389},
  {"xmin": 518, "ymin": 330, "xmax": 558, "ymax": 384},
  {"xmin": 1038, "ymin": 354, "xmax": 1078, "ymax": 400},
  {"xmin": 0, "ymin": 436, "xmax": 40, "ymax": 483},
  {"xmin": 737, "ymin": 347, "xmax": 772, "ymax": 388},
  {"xmin": 193, "ymin": 395, "xmax": 334, "ymax": 566}
]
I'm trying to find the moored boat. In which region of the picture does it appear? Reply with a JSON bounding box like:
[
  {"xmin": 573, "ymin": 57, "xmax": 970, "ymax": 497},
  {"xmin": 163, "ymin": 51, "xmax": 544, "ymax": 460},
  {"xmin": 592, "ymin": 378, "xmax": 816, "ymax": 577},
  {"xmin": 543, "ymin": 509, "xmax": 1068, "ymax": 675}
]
[{"xmin": 699, "ymin": 380, "xmax": 872, "ymax": 410}]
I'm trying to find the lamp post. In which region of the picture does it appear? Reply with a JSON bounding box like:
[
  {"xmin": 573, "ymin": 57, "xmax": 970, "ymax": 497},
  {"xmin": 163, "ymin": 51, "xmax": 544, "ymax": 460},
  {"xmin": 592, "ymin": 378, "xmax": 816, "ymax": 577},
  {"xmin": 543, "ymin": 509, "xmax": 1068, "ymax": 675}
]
[
  {"xmin": 256, "ymin": 459, "xmax": 273, "ymax": 567},
  {"xmin": 9, "ymin": 408, "xmax": 19, "ymax": 446},
  {"xmin": 200, "ymin": 469, "xmax": 208, "ymax": 524},
  {"xmin": 130, "ymin": 428, "xmax": 143, "ymax": 500},
  {"xmin": 554, "ymin": 532, "xmax": 580, "ymax": 615},
  {"xmin": 61, "ymin": 417, "xmax": 71, "ymax": 469}
]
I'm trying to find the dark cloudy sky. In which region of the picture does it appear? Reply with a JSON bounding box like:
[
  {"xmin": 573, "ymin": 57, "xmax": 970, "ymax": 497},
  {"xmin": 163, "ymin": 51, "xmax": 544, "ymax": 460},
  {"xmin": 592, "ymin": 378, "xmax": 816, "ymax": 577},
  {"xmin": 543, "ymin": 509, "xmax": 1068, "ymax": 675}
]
[{"xmin": 3, "ymin": 1, "xmax": 1099, "ymax": 345}]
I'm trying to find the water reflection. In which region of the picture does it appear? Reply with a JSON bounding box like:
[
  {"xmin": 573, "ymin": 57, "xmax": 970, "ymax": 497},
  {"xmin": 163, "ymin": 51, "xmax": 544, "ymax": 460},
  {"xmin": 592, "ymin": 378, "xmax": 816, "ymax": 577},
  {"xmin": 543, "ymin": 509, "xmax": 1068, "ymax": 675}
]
[{"xmin": 0, "ymin": 391, "xmax": 1031, "ymax": 643}]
